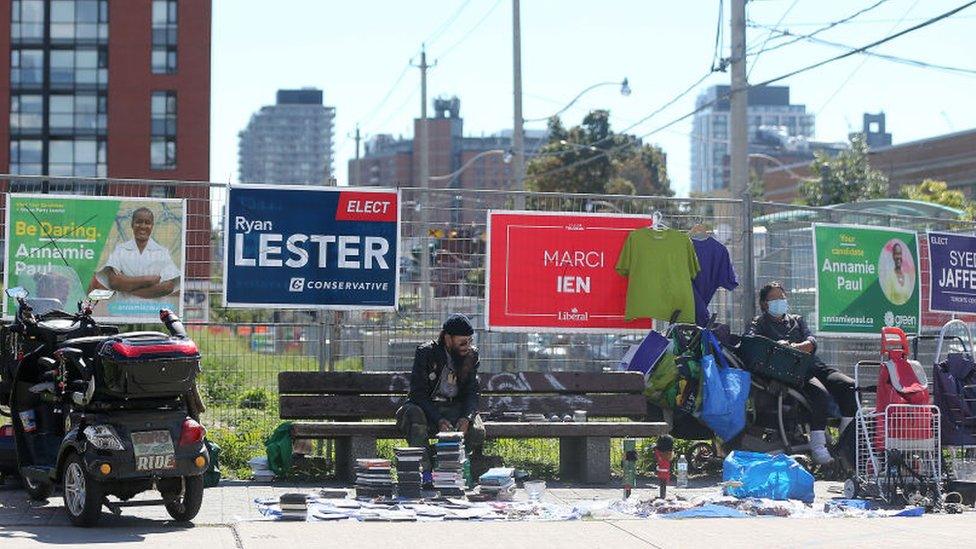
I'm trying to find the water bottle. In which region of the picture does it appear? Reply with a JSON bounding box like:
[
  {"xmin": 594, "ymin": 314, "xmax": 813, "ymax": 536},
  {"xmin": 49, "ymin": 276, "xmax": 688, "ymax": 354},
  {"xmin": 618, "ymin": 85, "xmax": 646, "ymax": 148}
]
[{"xmin": 676, "ymin": 454, "xmax": 689, "ymax": 488}]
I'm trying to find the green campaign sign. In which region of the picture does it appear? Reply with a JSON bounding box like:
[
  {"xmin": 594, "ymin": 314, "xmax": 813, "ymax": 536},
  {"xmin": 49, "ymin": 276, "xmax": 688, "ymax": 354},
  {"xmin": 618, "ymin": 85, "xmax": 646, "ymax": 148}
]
[
  {"xmin": 4, "ymin": 194, "xmax": 185, "ymax": 322},
  {"xmin": 813, "ymin": 223, "xmax": 920, "ymax": 336}
]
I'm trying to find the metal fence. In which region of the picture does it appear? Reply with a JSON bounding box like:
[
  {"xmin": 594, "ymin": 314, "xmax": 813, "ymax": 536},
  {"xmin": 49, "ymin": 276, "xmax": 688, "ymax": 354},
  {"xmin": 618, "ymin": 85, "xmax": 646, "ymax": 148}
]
[{"xmin": 1, "ymin": 175, "xmax": 974, "ymax": 428}]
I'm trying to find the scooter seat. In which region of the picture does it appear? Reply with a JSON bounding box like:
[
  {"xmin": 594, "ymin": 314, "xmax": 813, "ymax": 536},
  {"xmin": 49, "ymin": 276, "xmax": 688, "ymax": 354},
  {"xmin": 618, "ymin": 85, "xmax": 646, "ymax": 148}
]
[{"xmin": 37, "ymin": 318, "xmax": 82, "ymax": 333}]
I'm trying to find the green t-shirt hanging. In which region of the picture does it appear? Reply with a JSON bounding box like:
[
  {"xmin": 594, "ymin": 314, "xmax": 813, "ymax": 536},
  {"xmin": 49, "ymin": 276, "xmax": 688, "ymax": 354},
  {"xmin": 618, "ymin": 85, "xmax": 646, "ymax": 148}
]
[{"xmin": 615, "ymin": 228, "xmax": 700, "ymax": 323}]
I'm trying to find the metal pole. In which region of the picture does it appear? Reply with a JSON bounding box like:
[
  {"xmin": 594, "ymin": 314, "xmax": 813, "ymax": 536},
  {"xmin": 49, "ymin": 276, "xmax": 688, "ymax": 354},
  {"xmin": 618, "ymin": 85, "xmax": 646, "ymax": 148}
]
[
  {"xmin": 731, "ymin": 0, "xmax": 754, "ymax": 325},
  {"xmin": 416, "ymin": 46, "xmax": 432, "ymax": 317},
  {"xmin": 512, "ymin": 0, "xmax": 529, "ymax": 370},
  {"xmin": 512, "ymin": 0, "xmax": 525, "ymax": 202},
  {"xmin": 353, "ymin": 125, "xmax": 361, "ymax": 186}
]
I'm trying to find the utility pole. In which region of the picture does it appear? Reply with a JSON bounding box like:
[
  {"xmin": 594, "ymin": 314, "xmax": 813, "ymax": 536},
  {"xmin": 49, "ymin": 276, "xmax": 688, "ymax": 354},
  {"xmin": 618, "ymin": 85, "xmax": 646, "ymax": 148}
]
[
  {"xmin": 512, "ymin": 0, "xmax": 525, "ymax": 205},
  {"xmin": 354, "ymin": 125, "xmax": 362, "ymax": 161},
  {"xmin": 414, "ymin": 46, "xmax": 435, "ymax": 316},
  {"xmin": 730, "ymin": 0, "xmax": 755, "ymax": 324},
  {"xmin": 512, "ymin": 0, "xmax": 529, "ymax": 371}
]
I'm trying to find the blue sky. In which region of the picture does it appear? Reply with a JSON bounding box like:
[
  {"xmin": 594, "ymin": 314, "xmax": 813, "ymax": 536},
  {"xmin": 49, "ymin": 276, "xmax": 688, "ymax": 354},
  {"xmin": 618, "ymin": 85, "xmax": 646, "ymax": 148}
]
[{"xmin": 211, "ymin": 0, "xmax": 976, "ymax": 196}]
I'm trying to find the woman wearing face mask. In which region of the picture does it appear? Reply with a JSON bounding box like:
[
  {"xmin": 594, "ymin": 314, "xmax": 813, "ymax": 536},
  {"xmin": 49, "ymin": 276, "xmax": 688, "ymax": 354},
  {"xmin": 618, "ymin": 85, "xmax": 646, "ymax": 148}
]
[{"xmin": 746, "ymin": 282, "xmax": 857, "ymax": 464}]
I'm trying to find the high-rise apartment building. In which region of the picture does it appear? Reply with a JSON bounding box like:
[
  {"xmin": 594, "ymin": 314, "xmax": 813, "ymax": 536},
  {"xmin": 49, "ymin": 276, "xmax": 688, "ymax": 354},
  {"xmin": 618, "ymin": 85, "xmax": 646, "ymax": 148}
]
[
  {"xmin": 237, "ymin": 88, "xmax": 336, "ymax": 185},
  {"xmin": 691, "ymin": 85, "xmax": 814, "ymax": 194},
  {"xmin": 0, "ymin": 0, "xmax": 212, "ymax": 277}
]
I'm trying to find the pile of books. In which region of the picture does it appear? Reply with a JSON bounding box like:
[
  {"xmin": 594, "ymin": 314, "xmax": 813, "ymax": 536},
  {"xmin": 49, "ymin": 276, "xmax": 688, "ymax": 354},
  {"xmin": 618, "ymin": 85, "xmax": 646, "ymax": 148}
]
[
  {"xmin": 279, "ymin": 493, "xmax": 308, "ymax": 520},
  {"xmin": 355, "ymin": 458, "xmax": 393, "ymax": 499},
  {"xmin": 433, "ymin": 432, "xmax": 467, "ymax": 498},
  {"xmin": 394, "ymin": 447, "xmax": 424, "ymax": 499},
  {"xmin": 478, "ymin": 467, "xmax": 516, "ymax": 499}
]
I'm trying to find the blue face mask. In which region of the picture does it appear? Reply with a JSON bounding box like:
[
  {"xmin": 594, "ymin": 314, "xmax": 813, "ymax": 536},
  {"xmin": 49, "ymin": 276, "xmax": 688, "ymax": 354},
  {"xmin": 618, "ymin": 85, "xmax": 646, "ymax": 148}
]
[{"xmin": 767, "ymin": 299, "xmax": 789, "ymax": 317}]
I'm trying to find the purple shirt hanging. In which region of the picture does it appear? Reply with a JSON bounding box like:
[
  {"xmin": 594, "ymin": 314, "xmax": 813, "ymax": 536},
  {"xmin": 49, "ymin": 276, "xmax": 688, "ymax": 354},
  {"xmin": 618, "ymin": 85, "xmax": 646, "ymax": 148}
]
[{"xmin": 692, "ymin": 237, "xmax": 739, "ymax": 326}]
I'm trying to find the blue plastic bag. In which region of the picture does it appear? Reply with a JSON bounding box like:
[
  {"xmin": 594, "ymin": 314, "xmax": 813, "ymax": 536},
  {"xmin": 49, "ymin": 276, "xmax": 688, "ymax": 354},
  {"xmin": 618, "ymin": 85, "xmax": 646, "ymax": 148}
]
[
  {"xmin": 698, "ymin": 330, "xmax": 751, "ymax": 442},
  {"xmin": 723, "ymin": 451, "xmax": 815, "ymax": 503}
]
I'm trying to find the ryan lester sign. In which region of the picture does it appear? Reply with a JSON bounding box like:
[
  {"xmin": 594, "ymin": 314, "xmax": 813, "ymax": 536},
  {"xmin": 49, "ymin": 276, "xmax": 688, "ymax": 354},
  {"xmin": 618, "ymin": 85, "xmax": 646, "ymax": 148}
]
[{"xmin": 224, "ymin": 185, "xmax": 399, "ymax": 310}]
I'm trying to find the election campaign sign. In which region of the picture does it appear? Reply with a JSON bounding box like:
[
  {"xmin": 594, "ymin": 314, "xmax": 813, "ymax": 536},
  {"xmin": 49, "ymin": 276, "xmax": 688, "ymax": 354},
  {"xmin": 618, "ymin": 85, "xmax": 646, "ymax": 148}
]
[
  {"xmin": 486, "ymin": 210, "xmax": 653, "ymax": 332},
  {"xmin": 813, "ymin": 223, "xmax": 920, "ymax": 336},
  {"xmin": 223, "ymin": 185, "xmax": 399, "ymax": 310},
  {"xmin": 927, "ymin": 231, "xmax": 976, "ymax": 315},
  {"xmin": 4, "ymin": 194, "xmax": 185, "ymax": 323}
]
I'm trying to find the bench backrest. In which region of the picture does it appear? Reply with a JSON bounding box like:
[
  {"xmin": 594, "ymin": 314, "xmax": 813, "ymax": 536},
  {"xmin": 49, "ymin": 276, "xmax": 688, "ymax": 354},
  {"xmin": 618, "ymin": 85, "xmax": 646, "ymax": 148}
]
[{"xmin": 278, "ymin": 371, "xmax": 647, "ymax": 420}]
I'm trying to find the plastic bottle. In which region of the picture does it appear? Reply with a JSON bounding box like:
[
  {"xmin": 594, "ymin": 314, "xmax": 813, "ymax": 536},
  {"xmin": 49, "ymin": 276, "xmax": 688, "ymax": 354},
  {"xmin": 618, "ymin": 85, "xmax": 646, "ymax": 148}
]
[{"xmin": 676, "ymin": 454, "xmax": 689, "ymax": 488}]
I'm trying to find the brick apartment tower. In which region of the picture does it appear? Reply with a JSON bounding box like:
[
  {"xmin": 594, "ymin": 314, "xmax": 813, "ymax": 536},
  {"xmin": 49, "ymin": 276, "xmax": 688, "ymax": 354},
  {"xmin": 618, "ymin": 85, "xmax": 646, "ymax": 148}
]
[{"xmin": 0, "ymin": 0, "xmax": 211, "ymax": 280}]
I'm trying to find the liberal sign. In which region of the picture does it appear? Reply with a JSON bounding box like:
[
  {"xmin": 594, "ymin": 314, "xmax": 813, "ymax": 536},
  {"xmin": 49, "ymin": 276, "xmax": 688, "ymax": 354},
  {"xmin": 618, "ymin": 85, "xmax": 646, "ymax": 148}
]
[
  {"xmin": 927, "ymin": 231, "xmax": 976, "ymax": 315},
  {"xmin": 486, "ymin": 211, "xmax": 653, "ymax": 332},
  {"xmin": 223, "ymin": 185, "xmax": 399, "ymax": 310}
]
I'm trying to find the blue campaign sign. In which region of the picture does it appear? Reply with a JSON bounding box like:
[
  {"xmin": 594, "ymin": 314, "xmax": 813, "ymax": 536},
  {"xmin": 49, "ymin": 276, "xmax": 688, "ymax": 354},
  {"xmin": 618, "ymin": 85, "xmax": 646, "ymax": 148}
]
[
  {"xmin": 223, "ymin": 185, "xmax": 400, "ymax": 310},
  {"xmin": 928, "ymin": 230, "xmax": 976, "ymax": 315}
]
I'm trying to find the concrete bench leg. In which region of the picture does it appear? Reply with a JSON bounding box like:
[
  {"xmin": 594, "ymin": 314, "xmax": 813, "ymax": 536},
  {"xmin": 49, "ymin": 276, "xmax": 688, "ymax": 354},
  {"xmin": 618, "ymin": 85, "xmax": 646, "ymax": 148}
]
[
  {"xmin": 334, "ymin": 436, "xmax": 377, "ymax": 482},
  {"xmin": 559, "ymin": 436, "xmax": 611, "ymax": 484}
]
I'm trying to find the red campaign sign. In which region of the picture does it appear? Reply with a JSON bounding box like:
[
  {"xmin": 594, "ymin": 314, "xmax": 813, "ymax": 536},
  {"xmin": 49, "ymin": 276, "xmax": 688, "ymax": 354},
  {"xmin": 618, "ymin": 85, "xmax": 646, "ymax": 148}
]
[{"xmin": 486, "ymin": 211, "xmax": 653, "ymax": 332}]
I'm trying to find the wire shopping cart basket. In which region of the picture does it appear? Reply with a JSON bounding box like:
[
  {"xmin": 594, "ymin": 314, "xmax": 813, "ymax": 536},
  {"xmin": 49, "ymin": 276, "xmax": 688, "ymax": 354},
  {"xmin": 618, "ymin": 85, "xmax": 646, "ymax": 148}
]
[{"xmin": 846, "ymin": 360, "xmax": 943, "ymax": 507}]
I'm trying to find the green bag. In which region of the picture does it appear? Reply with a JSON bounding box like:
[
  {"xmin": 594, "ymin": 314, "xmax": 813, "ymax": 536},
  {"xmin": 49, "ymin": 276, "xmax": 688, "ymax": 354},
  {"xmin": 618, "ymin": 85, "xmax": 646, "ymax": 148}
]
[
  {"xmin": 203, "ymin": 438, "xmax": 222, "ymax": 488},
  {"xmin": 265, "ymin": 421, "xmax": 294, "ymax": 476},
  {"xmin": 644, "ymin": 352, "xmax": 678, "ymax": 408}
]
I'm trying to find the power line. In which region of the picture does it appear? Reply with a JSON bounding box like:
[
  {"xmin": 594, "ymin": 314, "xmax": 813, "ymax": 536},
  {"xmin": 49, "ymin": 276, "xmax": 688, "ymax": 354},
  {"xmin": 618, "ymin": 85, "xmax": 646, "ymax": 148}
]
[
  {"xmin": 425, "ymin": 0, "xmax": 473, "ymax": 48},
  {"xmin": 747, "ymin": 0, "xmax": 800, "ymax": 79},
  {"xmin": 524, "ymin": 0, "xmax": 976, "ymax": 185},
  {"xmin": 711, "ymin": 0, "xmax": 726, "ymax": 71},
  {"xmin": 816, "ymin": 0, "xmax": 921, "ymax": 113},
  {"xmin": 752, "ymin": 24, "xmax": 976, "ymax": 76},
  {"xmin": 746, "ymin": 0, "xmax": 892, "ymax": 59},
  {"xmin": 758, "ymin": 14, "xmax": 976, "ymax": 27},
  {"xmin": 436, "ymin": 0, "xmax": 504, "ymax": 62}
]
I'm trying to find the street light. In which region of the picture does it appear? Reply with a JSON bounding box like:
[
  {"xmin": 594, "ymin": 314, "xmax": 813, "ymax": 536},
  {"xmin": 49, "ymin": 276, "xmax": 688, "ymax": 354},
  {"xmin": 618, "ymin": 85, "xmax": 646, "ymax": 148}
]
[
  {"xmin": 748, "ymin": 153, "xmax": 811, "ymax": 181},
  {"xmin": 429, "ymin": 149, "xmax": 513, "ymax": 183},
  {"xmin": 524, "ymin": 78, "xmax": 632, "ymax": 123}
]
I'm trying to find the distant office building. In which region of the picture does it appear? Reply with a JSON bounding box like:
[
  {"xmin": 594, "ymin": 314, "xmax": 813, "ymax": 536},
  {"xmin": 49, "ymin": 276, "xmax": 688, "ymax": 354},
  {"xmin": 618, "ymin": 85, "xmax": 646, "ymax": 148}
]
[
  {"xmin": 349, "ymin": 96, "xmax": 546, "ymax": 193},
  {"xmin": 691, "ymin": 85, "xmax": 815, "ymax": 194},
  {"xmin": 238, "ymin": 88, "xmax": 335, "ymax": 185},
  {"xmin": 0, "ymin": 0, "xmax": 212, "ymax": 280}
]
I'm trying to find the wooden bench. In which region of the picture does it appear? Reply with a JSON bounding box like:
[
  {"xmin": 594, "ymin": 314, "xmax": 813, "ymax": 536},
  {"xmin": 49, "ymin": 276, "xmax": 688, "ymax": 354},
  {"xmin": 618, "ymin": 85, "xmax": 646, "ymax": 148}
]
[{"xmin": 278, "ymin": 370, "xmax": 667, "ymax": 484}]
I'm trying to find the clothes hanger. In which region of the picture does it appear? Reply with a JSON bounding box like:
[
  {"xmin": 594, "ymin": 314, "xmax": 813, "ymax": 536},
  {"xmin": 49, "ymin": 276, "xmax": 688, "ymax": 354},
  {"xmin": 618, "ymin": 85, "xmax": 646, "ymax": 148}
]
[
  {"xmin": 688, "ymin": 217, "xmax": 713, "ymax": 240},
  {"xmin": 651, "ymin": 210, "xmax": 669, "ymax": 231}
]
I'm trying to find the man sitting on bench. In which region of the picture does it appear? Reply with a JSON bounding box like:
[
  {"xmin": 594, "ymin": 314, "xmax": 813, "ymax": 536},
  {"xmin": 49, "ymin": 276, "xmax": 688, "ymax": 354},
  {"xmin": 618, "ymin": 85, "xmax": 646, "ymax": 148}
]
[{"xmin": 395, "ymin": 314, "xmax": 486, "ymax": 480}]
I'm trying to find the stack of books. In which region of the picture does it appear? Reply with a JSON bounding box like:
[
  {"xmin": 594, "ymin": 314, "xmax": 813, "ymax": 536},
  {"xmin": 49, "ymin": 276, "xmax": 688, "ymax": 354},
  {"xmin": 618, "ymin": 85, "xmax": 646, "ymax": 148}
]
[
  {"xmin": 433, "ymin": 432, "xmax": 467, "ymax": 498},
  {"xmin": 279, "ymin": 493, "xmax": 308, "ymax": 520},
  {"xmin": 355, "ymin": 458, "xmax": 393, "ymax": 499},
  {"xmin": 394, "ymin": 447, "xmax": 424, "ymax": 499},
  {"xmin": 478, "ymin": 467, "xmax": 516, "ymax": 499}
]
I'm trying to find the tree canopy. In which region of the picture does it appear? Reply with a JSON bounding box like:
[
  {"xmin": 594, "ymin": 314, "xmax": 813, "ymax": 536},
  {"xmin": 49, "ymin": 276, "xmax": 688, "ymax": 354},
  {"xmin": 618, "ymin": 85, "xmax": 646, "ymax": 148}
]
[{"xmin": 525, "ymin": 111, "xmax": 673, "ymax": 197}]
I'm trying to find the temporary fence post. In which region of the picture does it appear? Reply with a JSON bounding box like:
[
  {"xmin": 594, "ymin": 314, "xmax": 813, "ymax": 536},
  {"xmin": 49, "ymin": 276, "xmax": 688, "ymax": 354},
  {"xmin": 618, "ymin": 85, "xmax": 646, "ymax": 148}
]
[
  {"xmin": 329, "ymin": 311, "xmax": 340, "ymax": 372},
  {"xmin": 742, "ymin": 194, "xmax": 756, "ymax": 326}
]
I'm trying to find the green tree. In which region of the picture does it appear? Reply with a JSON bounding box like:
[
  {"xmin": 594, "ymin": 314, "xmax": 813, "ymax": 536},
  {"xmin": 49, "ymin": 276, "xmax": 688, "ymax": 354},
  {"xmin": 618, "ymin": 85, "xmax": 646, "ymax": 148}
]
[
  {"xmin": 798, "ymin": 133, "xmax": 888, "ymax": 206},
  {"xmin": 525, "ymin": 111, "xmax": 673, "ymax": 197},
  {"xmin": 613, "ymin": 144, "xmax": 673, "ymax": 197},
  {"xmin": 902, "ymin": 179, "xmax": 976, "ymax": 219}
]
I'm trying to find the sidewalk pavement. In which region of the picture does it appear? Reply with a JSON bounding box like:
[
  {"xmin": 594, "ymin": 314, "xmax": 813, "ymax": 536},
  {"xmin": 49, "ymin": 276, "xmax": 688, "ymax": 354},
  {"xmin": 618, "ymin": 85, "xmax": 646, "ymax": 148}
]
[{"xmin": 1, "ymin": 477, "xmax": 972, "ymax": 548}]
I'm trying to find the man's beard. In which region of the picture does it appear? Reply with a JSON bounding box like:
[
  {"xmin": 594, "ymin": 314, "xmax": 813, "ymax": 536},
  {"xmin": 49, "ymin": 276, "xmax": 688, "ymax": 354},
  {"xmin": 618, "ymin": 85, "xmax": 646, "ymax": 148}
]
[{"xmin": 448, "ymin": 348, "xmax": 467, "ymax": 364}]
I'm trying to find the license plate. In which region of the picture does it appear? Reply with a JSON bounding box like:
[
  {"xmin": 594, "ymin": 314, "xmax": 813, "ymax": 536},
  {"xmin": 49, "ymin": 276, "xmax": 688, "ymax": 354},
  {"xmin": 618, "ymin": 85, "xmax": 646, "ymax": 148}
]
[{"xmin": 131, "ymin": 430, "xmax": 176, "ymax": 471}]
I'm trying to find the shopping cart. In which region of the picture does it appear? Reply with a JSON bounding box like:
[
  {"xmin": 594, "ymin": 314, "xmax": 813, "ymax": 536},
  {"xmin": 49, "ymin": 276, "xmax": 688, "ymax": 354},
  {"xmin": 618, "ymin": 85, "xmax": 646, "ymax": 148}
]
[{"xmin": 845, "ymin": 338, "xmax": 943, "ymax": 507}]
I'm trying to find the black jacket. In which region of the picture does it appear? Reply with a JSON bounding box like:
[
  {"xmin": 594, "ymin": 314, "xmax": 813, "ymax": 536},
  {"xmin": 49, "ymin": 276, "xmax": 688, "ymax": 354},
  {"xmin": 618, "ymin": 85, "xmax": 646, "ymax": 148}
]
[
  {"xmin": 408, "ymin": 340, "xmax": 480, "ymax": 423},
  {"xmin": 746, "ymin": 312, "xmax": 818, "ymax": 355}
]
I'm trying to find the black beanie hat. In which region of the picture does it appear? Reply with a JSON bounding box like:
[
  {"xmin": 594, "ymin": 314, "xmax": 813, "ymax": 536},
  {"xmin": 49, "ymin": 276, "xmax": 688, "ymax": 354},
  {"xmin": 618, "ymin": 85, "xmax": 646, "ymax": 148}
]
[{"xmin": 442, "ymin": 314, "xmax": 474, "ymax": 336}]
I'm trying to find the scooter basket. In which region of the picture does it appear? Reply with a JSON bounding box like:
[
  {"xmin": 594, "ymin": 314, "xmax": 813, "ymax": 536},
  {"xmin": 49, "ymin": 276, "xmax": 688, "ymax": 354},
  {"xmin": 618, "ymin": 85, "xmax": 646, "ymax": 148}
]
[
  {"xmin": 738, "ymin": 335, "xmax": 815, "ymax": 389},
  {"xmin": 95, "ymin": 335, "xmax": 200, "ymax": 399}
]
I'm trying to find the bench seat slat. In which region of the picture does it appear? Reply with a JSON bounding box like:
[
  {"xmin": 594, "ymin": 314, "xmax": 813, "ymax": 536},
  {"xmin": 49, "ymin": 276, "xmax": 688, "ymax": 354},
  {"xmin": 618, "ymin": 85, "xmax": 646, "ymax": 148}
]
[
  {"xmin": 280, "ymin": 393, "xmax": 647, "ymax": 420},
  {"xmin": 291, "ymin": 421, "xmax": 669, "ymax": 439}
]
